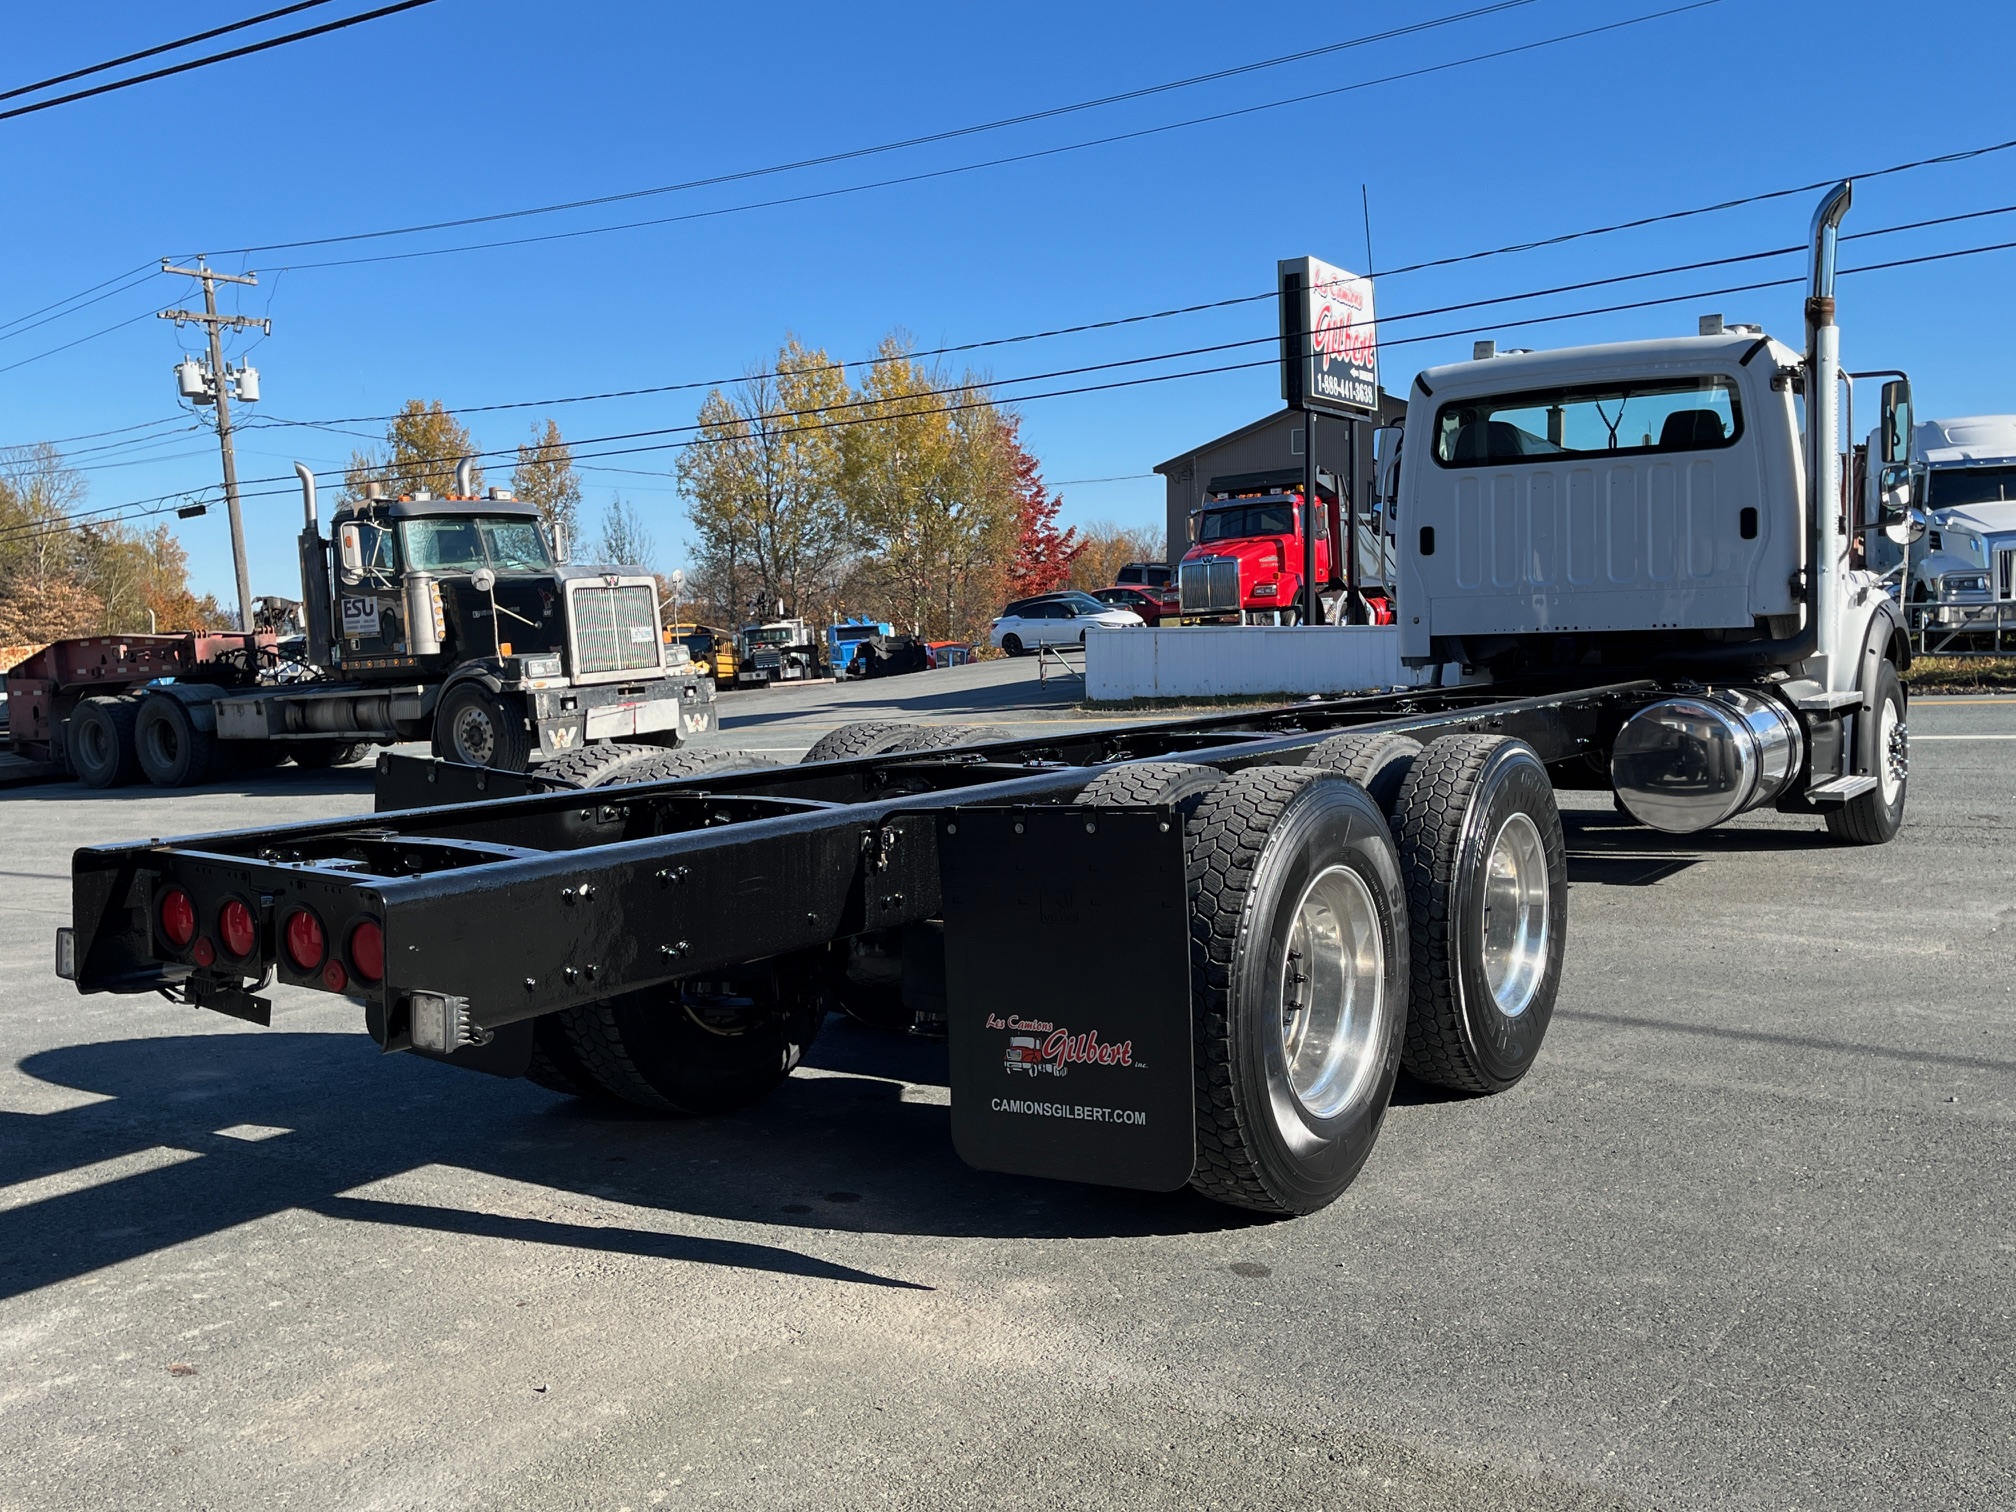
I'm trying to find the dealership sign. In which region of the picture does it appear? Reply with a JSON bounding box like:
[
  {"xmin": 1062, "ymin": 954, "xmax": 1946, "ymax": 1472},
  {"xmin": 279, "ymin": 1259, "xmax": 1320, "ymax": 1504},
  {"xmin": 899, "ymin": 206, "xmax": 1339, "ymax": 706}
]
[{"xmin": 1279, "ymin": 256, "xmax": 1378, "ymax": 415}]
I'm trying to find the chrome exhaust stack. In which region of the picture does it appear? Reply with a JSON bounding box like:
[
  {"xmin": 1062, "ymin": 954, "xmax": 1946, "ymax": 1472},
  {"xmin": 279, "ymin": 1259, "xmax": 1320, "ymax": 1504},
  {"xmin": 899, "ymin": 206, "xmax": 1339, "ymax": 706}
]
[{"xmin": 1610, "ymin": 690, "xmax": 1805, "ymax": 834}]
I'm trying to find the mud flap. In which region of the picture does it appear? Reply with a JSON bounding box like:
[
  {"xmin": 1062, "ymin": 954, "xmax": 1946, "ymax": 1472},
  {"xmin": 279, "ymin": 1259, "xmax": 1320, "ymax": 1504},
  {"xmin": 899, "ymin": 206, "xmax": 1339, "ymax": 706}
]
[{"xmin": 937, "ymin": 805, "xmax": 1195, "ymax": 1192}]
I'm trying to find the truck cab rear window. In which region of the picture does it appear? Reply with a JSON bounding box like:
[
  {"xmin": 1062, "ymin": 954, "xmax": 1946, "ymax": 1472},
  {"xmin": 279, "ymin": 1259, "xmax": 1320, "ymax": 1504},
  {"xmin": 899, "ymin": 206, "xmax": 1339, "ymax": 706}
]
[{"xmin": 1433, "ymin": 377, "xmax": 1742, "ymax": 467}]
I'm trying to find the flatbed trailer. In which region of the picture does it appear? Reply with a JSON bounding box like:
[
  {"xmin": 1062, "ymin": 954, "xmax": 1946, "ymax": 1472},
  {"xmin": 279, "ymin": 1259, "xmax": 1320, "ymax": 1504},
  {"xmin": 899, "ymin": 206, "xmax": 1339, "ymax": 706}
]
[{"xmin": 56, "ymin": 184, "xmax": 1926, "ymax": 1215}]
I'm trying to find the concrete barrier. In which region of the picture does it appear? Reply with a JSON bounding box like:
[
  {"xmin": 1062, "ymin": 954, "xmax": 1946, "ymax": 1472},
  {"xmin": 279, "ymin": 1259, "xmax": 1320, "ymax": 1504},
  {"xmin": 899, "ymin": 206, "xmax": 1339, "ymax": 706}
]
[{"xmin": 1085, "ymin": 625, "xmax": 1435, "ymax": 700}]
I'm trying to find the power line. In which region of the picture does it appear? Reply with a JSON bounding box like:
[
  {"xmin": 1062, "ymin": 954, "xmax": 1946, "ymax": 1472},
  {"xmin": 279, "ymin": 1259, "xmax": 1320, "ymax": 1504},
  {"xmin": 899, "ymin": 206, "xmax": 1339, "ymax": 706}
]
[
  {"xmin": 0, "ymin": 309, "xmax": 160, "ymax": 375},
  {"xmin": 19, "ymin": 225, "xmax": 2016, "ymax": 550},
  {"xmin": 0, "ymin": 260, "xmax": 159, "ymax": 338},
  {"xmin": 0, "ymin": 267, "xmax": 167, "ymax": 346},
  {"xmin": 0, "ymin": 0, "xmax": 446, "ymax": 125},
  {"xmin": 252, "ymin": 198, "xmax": 2016, "ymax": 433},
  {"xmin": 204, "ymin": 1, "xmax": 1545, "ymax": 257},
  {"xmin": 0, "ymin": 2, "xmax": 337, "ymax": 106},
  {"xmin": 252, "ymin": 4, "xmax": 1718, "ymax": 273}
]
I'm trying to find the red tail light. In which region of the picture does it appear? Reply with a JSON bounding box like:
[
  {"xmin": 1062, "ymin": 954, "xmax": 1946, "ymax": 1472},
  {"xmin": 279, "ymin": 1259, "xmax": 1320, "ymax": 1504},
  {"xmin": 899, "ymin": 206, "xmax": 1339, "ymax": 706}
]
[
  {"xmin": 283, "ymin": 909, "xmax": 326, "ymax": 971},
  {"xmin": 348, "ymin": 919, "xmax": 384, "ymax": 984},
  {"xmin": 159, "ymin": 888, "xmax": 197, "ymax": 948},
  {"xmin": 218, "ymin": 900, "xmax": 257, "ymax": 959}
]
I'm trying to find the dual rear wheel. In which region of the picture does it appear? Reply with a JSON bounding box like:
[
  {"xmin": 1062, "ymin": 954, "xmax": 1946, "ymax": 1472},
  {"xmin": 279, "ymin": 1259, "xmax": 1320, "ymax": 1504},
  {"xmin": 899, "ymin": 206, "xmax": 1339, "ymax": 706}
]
[{"xmin": 1076, "ymin": 732, "xmax": 1567, "ymax": 1215}]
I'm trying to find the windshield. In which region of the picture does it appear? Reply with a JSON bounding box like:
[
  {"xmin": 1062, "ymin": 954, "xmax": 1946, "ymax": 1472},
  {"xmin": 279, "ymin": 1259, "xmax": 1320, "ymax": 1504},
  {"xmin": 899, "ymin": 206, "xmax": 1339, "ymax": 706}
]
[
  {"xmin": 1927, "ymin": 465, "xmax": 2016, "ymax": 510},
  {"xmin": 678, "ymin": 633, "xmax": 714, "ymax": 657},
  {"xmin": 1434, "ymin": 376, "xmax": 1742, "ymax": 465},
  {"xmin": 746, "ymin": 627, "xmax": 797, "ymax": 646},
  {"xmin": 833, "ymin": 625, "xmax": 880, "ymax": 642},
  {"xmin": 400, "ymin": 516, "xmax": 553, "ymax": 573},
  {"xmin": 1200, "ymin": 502, "xmax": 1296, "ymax": 543}
]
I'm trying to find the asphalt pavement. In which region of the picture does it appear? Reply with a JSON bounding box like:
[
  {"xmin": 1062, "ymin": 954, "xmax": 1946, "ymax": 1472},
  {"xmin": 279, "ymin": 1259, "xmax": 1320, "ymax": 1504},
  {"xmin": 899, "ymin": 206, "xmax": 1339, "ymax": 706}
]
[{"xmin": 1, "ymin": 668, "xmax": 2011, "ymax": 1511}]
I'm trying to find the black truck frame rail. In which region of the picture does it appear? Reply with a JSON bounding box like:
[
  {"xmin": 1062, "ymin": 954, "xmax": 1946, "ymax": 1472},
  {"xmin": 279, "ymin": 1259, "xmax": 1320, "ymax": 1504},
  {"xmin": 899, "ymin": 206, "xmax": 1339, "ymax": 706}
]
[{"xmin": 67, "ymin": 680, "xmax": 1653, "ymax": 1051}]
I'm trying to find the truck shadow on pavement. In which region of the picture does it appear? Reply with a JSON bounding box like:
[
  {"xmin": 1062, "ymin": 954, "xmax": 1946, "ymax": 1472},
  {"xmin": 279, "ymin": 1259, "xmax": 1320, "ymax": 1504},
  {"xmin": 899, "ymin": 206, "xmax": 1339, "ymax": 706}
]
[{"xmin": 2, "ymin": 1020, "xmax": 1263, "ymax": 1303}]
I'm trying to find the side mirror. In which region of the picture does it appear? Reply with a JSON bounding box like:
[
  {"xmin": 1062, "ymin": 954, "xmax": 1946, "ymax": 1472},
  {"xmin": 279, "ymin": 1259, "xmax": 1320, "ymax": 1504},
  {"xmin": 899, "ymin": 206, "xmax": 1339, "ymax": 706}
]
[
  {"xmin": 337, "ymin": 522, "xmax": 363, "ymax": 580},
  {"xmin": 1884, "ymin": 507, "xmax": 1928, "ymax": 548},
  {"xmin": 1879, "ymin": 377, "xmax": 1913, "ymax": 465},
  {"xmin": 1372, "ymin": 425, "xmax": 1404, "ymax": 510},
  {"xmin": 551, "ymin": 523, "xmax": 569, "ymax": 564}
]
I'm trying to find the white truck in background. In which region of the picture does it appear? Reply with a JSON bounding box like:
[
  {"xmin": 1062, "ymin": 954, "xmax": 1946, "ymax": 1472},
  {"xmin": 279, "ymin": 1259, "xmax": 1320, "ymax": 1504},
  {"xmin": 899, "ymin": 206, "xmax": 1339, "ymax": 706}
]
[{"xmin": 1864, "ymin": 414, "xmax": 2016, "ymax": 634}]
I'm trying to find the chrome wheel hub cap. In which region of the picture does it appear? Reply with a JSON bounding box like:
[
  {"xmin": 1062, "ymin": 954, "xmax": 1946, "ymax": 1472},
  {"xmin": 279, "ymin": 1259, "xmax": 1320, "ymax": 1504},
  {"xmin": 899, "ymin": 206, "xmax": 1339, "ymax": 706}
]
[
  {"xmin": 1480, "ymin": 812, "xmax": 1549, "ymax": 1018},
  {"xmin": 1280, "ymin": 864, "xmax": 1387, "ymax": 1120},
  {"xmin": 1880, "ymin": 702, "xmax": 1907, "ymax": 805},
  {"xmin": 453, "ymin": 706, "xmax": 496, "ymax": 765}
]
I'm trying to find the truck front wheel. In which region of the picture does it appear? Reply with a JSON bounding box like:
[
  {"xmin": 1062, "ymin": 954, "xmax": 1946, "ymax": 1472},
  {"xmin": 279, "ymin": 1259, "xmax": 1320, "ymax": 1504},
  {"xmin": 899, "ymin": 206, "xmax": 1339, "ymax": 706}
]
[
  {"xmin": 433, "ymin": 684, "xmax": 531, "ymax": 772},
  {"xmin": 1825, "ymin": 660, "xmax": 1908, "ymax": 845}
]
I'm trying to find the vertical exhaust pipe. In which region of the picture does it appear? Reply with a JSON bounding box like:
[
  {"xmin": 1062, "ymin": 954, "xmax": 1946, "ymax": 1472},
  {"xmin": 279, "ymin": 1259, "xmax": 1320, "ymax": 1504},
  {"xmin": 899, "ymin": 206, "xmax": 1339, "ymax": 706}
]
[
  {"xmin": 1806, "ymin": 181, "xmax": 1852, "ymax": 673},
  {"xmin": 1667, "ymin": 182, "xmax": 1850, "ymax": 673},
  {"xmin": 293, "ymin": 462, "xmax": 334, "ymax": 668},
  {"xmin": 294, "ymin": 460, "xmax": 317, "ymax": 528},
  {"xmin": 454, "ymin": 456, "xmax": 474, "ymax": 498}
]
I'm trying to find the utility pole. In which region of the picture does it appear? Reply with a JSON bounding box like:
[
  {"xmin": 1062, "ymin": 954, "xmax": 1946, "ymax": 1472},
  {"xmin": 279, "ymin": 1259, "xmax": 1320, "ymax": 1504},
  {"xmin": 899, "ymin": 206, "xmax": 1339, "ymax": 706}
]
[{"xmin": 160, "ymin": 260, "xmax": 269, "ymax": 632}]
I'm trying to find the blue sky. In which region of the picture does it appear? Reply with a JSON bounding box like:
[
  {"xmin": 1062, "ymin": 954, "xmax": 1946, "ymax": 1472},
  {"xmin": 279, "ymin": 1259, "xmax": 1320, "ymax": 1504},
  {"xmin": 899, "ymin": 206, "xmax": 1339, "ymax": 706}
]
[{"xmin": 4, "ymin": 0, "xmax": 2015, "ymax": 604}]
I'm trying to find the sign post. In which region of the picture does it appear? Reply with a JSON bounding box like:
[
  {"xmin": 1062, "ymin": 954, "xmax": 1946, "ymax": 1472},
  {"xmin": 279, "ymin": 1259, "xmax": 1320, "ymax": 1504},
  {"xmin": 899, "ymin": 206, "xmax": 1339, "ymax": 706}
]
[{"xmin": 1280, "ymin": 257, "xmax": 1378, "ymax": 624}]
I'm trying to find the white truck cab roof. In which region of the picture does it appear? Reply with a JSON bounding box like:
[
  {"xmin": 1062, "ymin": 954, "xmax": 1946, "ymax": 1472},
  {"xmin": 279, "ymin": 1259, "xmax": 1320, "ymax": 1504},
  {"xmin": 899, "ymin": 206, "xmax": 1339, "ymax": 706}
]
[
  {"xmin": 1914, "ymin": 415, "xmax": 2016, "ymax": 468},
  {"xmin": 1414, "ymin": 332, "xmax": 1799, "ymax": 400}
]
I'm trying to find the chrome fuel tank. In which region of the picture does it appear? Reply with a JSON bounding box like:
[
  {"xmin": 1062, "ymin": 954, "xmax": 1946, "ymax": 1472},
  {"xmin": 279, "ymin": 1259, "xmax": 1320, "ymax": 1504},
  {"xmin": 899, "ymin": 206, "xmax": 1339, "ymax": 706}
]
[{"xmin": 1610, "ymin": 688, "xmax": 1804, "ymax": 834}]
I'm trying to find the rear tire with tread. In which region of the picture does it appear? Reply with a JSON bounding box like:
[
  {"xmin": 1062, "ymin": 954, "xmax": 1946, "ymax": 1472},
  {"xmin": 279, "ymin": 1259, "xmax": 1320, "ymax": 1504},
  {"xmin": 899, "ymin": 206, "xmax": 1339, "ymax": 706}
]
[
  {"xmin": 1179, "ymin": 767, "xmax": 1410, "ymax": 1215},
  {"xmin": 554, "ymin": 961, "xmax": 825, "ymax": 1115},
  {"xmin": 1390, "ymin": 735, "xmax": 1566, "ymax": 1094},
  {"xmin": 69, "ymin": 695, "xmax": 142, "ymax": 788},
  {"xmin": 1304, "ymin": 731, "xmax": 1424, "ymax": 819},
  {"xmin": 135, "ymin": 693, "xmax": 223, "ymax": 788}
]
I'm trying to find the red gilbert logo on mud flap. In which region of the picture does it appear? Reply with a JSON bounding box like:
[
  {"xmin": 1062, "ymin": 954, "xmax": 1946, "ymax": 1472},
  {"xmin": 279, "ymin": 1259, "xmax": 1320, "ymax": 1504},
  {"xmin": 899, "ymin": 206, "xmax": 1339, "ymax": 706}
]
[{"xmin": 988, "ymin": 1014, "xmax": 1140, "ymax": 1077}]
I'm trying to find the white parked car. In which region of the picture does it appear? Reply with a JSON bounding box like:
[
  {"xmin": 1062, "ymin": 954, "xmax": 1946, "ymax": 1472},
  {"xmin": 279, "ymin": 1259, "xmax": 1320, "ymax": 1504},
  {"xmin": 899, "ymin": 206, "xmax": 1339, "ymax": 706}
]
[{"xmin": 988, "ymin": 592, "xmax": 1143, "ymax": 654}]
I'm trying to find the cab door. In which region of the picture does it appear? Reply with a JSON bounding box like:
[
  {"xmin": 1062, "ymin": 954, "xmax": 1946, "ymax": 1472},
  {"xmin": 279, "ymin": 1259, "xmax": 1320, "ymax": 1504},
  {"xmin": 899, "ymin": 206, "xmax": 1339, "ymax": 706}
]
[{"xmin": 334, "ymin": 516, "xmax": 407, "ymax": 661}]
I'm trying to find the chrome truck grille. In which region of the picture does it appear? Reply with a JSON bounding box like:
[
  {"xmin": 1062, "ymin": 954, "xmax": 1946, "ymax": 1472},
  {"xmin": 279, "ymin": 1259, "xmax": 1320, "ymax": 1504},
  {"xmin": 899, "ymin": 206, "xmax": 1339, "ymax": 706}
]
[
  {"xmin": 569, "ymin": 582, "xmax": 662, "ymax": 676},
  {"xmin": 1180, "ymin": 556, "xmax": 1240, "ymax": 614}
]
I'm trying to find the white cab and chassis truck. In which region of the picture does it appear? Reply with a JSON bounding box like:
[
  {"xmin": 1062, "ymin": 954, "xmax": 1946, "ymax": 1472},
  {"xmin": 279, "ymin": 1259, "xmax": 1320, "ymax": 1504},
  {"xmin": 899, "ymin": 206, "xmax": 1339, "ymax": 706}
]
[{"xmin": 57, "ymin": 186, "xmax": 1917, "ymax": 1216}]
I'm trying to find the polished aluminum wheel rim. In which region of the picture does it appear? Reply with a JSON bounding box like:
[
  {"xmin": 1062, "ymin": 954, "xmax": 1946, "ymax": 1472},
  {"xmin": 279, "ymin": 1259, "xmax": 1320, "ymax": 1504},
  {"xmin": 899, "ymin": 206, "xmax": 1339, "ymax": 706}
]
[
  {"xmin": 1280, "ymin": 864, "xmax": 1386, "ymax": 1120},
  {"xmin": 1880, "ymin": 701, "xmax": 1907, "ymax": 805},
  {"xmin": 1480, "ymin": 812, "xmax": 1549, "ymax": 1018},
  {"xmin": 452, "ymin": 706, "xmax": 496, "ymax": 765}
]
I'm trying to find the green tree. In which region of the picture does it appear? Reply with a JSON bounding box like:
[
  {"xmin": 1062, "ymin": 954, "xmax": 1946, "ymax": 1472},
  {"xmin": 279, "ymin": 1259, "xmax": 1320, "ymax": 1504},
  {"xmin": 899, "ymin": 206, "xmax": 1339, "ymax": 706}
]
[
  {"xmin": 595, "ymin": 496, "xmax": 657, "ymax": 569},
  {"xmin": 678, "ymin": 339, "xmax": 853, "ymax": 625},
  {"xmin": 0, "ymin": 444, "xmax": 221, "ymax": 642},
  {"xmin": 343, "ymin": 400, "xmax": 484, "ymax": 501},
  {"xmin": 512, "ymin": 418, "xmax": 581, "ymax": 554},
  {"xmin": 837, "ymin": 339, "xmax": 1019, "ymax": 641}
]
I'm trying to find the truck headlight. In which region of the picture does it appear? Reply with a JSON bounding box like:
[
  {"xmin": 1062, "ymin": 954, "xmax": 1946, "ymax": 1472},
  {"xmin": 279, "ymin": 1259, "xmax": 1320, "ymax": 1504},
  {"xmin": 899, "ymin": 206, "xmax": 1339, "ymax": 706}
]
[
  {"xmin": 1251, "ymin": 582, "xmax": 1278, "ymax": 597},
  {"xmin": 1937, "ymin": 573, "xmax": 1990, "ymax": 599},
  {"xmin": 521, "ymin": 654, "xmax": 563, "ymax": 679}
]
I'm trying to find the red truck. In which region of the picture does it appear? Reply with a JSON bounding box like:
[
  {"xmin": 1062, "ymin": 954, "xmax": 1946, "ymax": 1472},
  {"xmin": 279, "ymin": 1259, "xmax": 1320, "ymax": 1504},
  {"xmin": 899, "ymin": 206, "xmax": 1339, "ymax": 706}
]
[{"xmin": 1176, "ymin": 488, "xmax": 1392, "ymax": 624}]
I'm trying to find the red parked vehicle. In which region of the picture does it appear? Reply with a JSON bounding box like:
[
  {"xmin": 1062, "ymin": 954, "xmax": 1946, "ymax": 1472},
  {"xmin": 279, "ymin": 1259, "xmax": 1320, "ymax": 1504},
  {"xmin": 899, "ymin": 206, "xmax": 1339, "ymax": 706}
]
[
  {"xmin": 1090, "ymin": 584, "xmax": 1176, "ymax": 626},
  {"xmin": 1177, "ymin": 492, "xmax": 1331, "ymax": 623},
  {"xmin": 1176, "ymin": 491, "xmax": 1394, "ymax": 625}
]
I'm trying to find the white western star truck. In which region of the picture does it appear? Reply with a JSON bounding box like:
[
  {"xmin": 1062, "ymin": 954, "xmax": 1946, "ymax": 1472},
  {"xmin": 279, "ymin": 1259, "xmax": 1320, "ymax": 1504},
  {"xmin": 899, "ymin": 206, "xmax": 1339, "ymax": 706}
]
[
  {"xmin": 1864, "ymin": 413, "xmax": 2016, "ymax": 638},
  {"xmin": 57, "ymin": 184, "xmax": 1919, "ymax": 1217}
]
